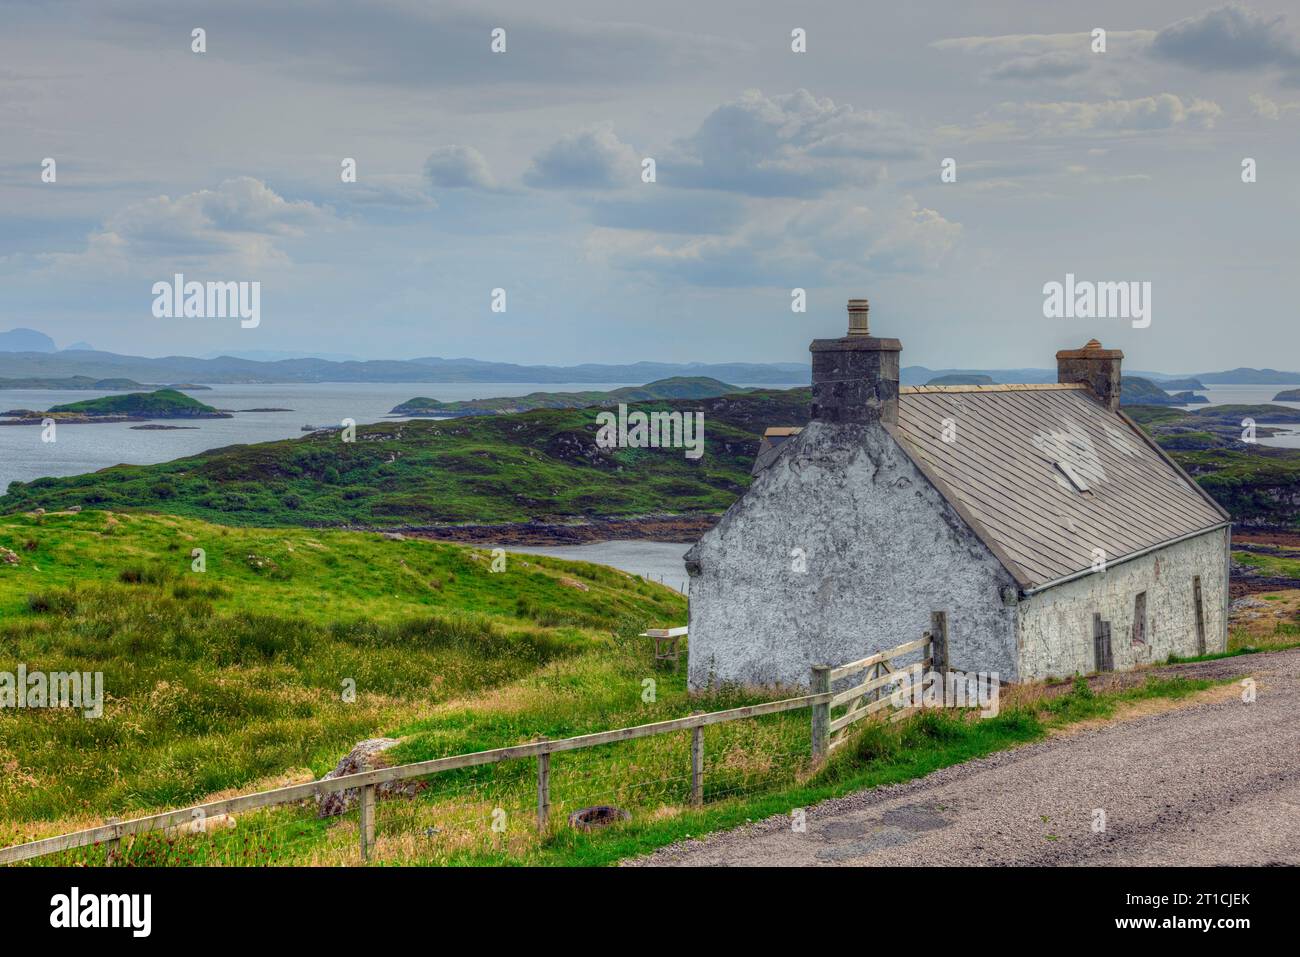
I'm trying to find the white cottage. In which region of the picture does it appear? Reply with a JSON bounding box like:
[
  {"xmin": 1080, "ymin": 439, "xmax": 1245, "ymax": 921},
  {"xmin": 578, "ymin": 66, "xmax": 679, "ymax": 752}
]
[{"xmin": 684, "ymin": 300, "xmax": 1231, "ymax": 689}]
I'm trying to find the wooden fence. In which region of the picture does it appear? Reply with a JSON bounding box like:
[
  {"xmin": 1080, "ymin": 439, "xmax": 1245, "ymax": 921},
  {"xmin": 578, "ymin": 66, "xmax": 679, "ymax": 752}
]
[
  {"xmin": 813, "ymin": 611, "xmax": 949, "ymax": 754},
  {"xmin": 0, "ymin": 614, "xmax": 952, "ymax": 866}
]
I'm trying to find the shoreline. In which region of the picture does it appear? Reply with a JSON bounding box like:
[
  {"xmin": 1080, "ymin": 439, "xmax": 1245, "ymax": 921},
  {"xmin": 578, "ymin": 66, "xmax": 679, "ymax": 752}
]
[{"xmin": 373, "ymin": 514, "xmax": 719, "ymax": 545}]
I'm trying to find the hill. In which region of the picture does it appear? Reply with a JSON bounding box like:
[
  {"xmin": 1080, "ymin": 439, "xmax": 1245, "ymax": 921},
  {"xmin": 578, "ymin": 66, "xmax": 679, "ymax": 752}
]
[
  {"xmin": 0, "ymin": 376, "xmax": 149, "ymax": 391},
  {"xmin": 5, "ymin": 385, "xmax": 1300, "ymax": 532},
  {"xmin": 923, "ymin": 374, "xmax": 993, "ymax": 386},
  {"xmin": 1273, "ymin": 389, "xmax": 1300, "ymax": 401},
  {"xmin": 1123, "ymin": 403, "xmax": 1300, "ymax": 529},
  {"xmin": 1119, "ymin": 376, "xmax": 1181, "ymax": 406},
  {"xmin": 0, "ymin": 348, "xmax": 808, "ymax": 386},
  {"xmin": 45, "ymin": 388, "xmax": 224, "ymax": 418},
  {"xmin": 1195, "ymin": 368, "xmax": 1300, "ymax": 384},
  {"xmin": 0, "ymin": 389, "xmax": 810, "ymax": 526},
  {"xmin": 1151, "ymin": 377, "xmax": 1206, "ymax": 391},
  {"xmin": 0, "ymin": 328, "xmax": 56, "ymax": 353},
  {"xmin": 392, "ymin": 376, "xmax": 745, "ymax": 416}
]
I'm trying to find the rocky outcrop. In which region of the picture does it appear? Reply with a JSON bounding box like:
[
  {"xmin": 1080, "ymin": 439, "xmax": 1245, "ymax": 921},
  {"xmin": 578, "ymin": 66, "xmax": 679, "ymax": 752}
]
[{"xmin": 316, "ymin": 738, "xmax": 425, "ymax": 818}]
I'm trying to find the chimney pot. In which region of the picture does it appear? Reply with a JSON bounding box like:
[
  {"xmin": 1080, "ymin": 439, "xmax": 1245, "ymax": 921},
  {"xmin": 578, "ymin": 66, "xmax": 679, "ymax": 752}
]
[{"xmin": 847, "ymin": 299, "xmax": 870, "ymax": 336}]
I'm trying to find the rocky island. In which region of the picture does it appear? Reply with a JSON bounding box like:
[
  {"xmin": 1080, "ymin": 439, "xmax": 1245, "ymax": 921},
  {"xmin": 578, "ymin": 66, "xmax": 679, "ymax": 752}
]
[
  {"xmin": 0, "ymin": 388, "xmax": 232, "ymax": 425},
  {"xmin": 391, "ymin": 376, "xmax": 746, "ymax": 417}
]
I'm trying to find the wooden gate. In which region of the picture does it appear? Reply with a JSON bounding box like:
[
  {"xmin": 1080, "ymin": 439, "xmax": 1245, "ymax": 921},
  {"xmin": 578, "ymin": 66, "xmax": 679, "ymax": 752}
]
[{"xmin": 814, "ymin": 611, "xmax": 949, "ymax": 755}]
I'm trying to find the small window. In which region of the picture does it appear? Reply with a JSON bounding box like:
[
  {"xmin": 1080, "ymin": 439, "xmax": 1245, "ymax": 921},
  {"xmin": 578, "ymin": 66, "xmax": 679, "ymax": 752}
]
[{"xmin": 1131, "ymin": 592, "xmax": 1147, "ymax": 646}]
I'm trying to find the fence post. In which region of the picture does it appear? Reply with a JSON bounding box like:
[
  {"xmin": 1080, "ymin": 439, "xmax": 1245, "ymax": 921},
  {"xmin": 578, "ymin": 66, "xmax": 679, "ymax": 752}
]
[
  {"xmin": 536, "ymin": 739, "xmax": 551, "ymax": 835},
  {"xmin": 359, "ymin": 784, "xmax": 376, "ymax": 861},
  {"xmin": 930, "ymin": 611, "xmax": 950, "ymax": 708},
  {"xmin": 811, "ymin": 664, "xmax": 830, "ymax": 761},
  {"xmin": 690, "ymin": 713, "xmax": 704, "ymax": 807},
  {"xmin": 104, "ymin": 817, "xmax": 121, "ymax": 866}
]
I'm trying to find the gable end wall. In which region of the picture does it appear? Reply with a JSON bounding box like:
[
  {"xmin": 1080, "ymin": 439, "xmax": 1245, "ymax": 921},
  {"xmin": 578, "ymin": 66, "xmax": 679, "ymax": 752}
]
[{"xmin": 685, "ymin": 420, "xmax": 1020, "ymax": 690}]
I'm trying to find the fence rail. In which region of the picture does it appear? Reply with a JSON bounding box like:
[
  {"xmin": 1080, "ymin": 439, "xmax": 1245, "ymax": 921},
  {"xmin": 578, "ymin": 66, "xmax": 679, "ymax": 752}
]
[
  {"xmin": 817, "ymin": 611, "xmax": 950, "ymax": 752},
  {"xmin": 1, "ymin": 613, "xmax": 954, "ymax": 866}
]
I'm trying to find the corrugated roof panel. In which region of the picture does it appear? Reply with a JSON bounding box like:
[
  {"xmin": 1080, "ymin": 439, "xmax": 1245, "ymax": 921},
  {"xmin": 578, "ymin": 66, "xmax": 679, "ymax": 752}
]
[{"xmin": 893, "ymin": 387, "xmax": 1228, "ymax": 588}]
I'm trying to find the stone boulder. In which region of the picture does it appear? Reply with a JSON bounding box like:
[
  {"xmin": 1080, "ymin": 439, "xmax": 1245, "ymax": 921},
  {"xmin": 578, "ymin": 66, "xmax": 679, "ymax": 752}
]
[{"xmin": 316, "ymin": 737, "xmax": 425, "ymax": 818}]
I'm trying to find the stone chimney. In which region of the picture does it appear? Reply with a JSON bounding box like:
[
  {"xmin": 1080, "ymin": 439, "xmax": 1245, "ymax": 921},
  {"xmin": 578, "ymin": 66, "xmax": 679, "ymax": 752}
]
[
  {"xmin": 810, "ymin": 299, "xmax": 902, "ymax": 425},
  {"xmin": 1056, "ymin": 339, "xmax": 1124, "ymax": 412}
]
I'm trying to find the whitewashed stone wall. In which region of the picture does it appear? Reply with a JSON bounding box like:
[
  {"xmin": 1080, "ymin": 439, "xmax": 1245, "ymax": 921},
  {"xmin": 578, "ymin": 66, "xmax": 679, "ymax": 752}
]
[
  {"xmin": 1015, "ymin": 526, "xmax": 1229, "ymax": 680},
  {"xmin": 685, "ymin": 420, "xmax": 1021, "ymax": 690}
]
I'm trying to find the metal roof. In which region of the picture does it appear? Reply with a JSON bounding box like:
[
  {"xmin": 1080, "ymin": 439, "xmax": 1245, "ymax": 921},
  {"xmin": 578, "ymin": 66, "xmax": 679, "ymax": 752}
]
[
  {"xmin": 751, "ymin": 384, "xmax": 1230, "ymax": 590},
  {"xmin": 891, "ymin": 384, "xmax": 1229, "ymax": 589}
]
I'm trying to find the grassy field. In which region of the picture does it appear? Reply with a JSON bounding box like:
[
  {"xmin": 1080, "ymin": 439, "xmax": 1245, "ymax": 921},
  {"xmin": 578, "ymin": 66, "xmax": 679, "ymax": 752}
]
[
  {"xmin": 16, "ymin": 671, "xmax": 1226, "ymax": 867},
  {"xmin": 0, "ymin": 509, "xmax": 690, "ymax": 846},
  {"xmin": 3, "ymin": 510, "xmax": 1273, "ymax": 867}
]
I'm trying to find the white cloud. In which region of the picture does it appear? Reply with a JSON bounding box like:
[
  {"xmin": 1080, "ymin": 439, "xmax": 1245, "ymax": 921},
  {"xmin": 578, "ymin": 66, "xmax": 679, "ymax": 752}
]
[
  {"xmin": 986, "ymin": 52, "xmax": 1089, "ymax": 82},
  {"xmin": 1001, "ymin": 94, "xmax": 1223, "ymax": 134},
  {"xmin": 42, "ymin": 177, "xmax": 332, "ymax": 274},
  {"xmin": 940, "ymin": 94, "xmax": 1225, "ymax": 141},
  {"xmin": 590, "ymin": 196, "xmax": 960, "ymax": 287},
  {"xmin": 523, "ymin": 124, "xmax": 640, "ymax": 190},
  {"xmin": 424, "ymin": 146, "xmax": 496, "ymax": 190},
  {"xmin": 932, "ymin": 31, "xmax": 1155, "ymax": 56},
  {"xmin": 1151, "ymin": 4, "xmax": 1300, "ymax": 75},
  {"xmin": 1250, "ymin": 91, "xmax": 1300, "ymax": 118},
  {"xmin": 662, "ymin": 89, "xmax": 921, "ymax": 197}
]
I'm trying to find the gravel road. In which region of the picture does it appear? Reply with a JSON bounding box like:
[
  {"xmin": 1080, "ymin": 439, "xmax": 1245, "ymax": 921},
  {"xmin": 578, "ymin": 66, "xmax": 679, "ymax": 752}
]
[{"xmin": 628, "ymin": 649, "xmax": 1300, "ymax": 866}]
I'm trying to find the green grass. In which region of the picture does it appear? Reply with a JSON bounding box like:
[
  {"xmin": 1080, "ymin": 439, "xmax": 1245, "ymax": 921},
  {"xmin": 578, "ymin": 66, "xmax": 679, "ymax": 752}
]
[
  {"xmin": 1233, "ymin": 550, "xmax": 1300, "ymax": 580},
  {"xmin": 0, "ymin": 510, "xmax": 687, "ymax": 843},
  {"xmin": 510, "ymin": 674, "xmax": 1219, "ymax": 868},
  {"xmin": 46, "ymin": 388, "xmax": 218, "ymax": 417},
  {"xmin": 0, "ymin": 510, "xmax": 682, "ymax": 626},
  {"xmin": 16, "ymin": 664, "xmax": 1222, "ymax": 867}
]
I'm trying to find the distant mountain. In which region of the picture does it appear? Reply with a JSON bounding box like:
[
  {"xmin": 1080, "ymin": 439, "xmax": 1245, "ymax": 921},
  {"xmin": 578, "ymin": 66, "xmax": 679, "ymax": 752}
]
[
  {"xmin": 924, "ymin": 374, "xmax": 994, "ymax": 386},
  {"xmin": 0, "ymin": 342, "xmax": 1290, "ymax": 389},
  {"xmin": 204, "ymin": 349, "xmax": 361, "ymax": 362},
  {"xmin": 0, "ymin": 349, "xmax": 810, "ymax": 385},
  {"xmin": 902, "ymin": 366, "xmax": 1058, "ymax": 385},
  {"xmin": 392, "ymin": 376, "xmax": 746, "ymax": 416},
  {"xmin": 0, "ymin": 376, "xmax": 148, "ymax": 391},
  {"xmin": 0, "ymin": 328, "xmax": 57, "ymax": 353},
  {"xmin": 1147, "ymin": 376, "xmax": 1205, "ymax": 390},
  {"xmin": 1195, "ymin": 368, "xmax": 1300, "ymax": 385},
  {"xmin": 63, "ymin": 341, "xmax": 95, "ymax": 352}
]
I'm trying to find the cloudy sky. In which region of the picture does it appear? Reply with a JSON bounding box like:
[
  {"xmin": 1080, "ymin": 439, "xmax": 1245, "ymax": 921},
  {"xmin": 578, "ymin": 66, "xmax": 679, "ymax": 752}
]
[{"xmin": 2, "ymin": 1, "xmax": 1298, "ymax": 372}]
